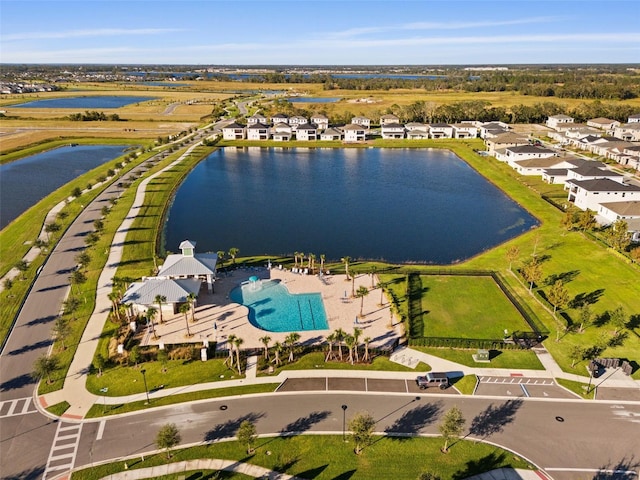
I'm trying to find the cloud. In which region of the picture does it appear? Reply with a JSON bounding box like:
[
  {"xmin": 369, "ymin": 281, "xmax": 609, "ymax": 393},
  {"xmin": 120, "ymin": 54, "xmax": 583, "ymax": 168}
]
[
  {"xmin": 2, "ymin": 28, "xmax": 186, "ymax": 41},
  {"xmin": 328, "ymin": 16, "xmax": 560, "ymax": 38}
]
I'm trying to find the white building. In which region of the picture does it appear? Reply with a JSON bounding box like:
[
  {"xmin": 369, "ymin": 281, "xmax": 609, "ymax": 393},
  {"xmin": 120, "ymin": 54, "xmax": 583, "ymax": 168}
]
[
  {"xmin": 566, "ymin": 179, "xmax": 640, "ymax": 212},
  {"xmin": 381, "ymin": 123, "xmax": 405, "ymax": 139},
  {"xmin": 222, "ymin": 122, "xmax": 246, "ymax": 140},
  {"xmin": 343, "ymin": 124, "xmax": 367, "ymax": 142},
  {"xmin": 351, "ymin": 116, "xmax": 371, "ymax": 129},
  {"xmin": 311, "ymin": 114, "xmax": 329, "ymax": 131},
  {"xmin": 247, "ymin": 123, "xmax": 270, "ymax": 141},
  {"xmin": 295, "ymin": 124, "xmax": 318, "ymax": 141},
  {"xmin": 546, "ymin": 114, "xmax": 574, "ymax": 130}
]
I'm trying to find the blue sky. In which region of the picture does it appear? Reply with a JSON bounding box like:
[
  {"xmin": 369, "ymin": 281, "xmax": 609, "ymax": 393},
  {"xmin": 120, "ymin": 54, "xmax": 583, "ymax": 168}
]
[{"xmin": 1, "ymin": 0, "xmax": 639, "ymax": 65}]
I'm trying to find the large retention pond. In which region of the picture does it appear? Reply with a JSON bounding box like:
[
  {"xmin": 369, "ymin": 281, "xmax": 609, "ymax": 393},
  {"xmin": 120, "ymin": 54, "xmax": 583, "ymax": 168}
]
[
  {"xmin": 12, "ymin": 96, "xmax": 156, "ymax": 108},
  {"xmin": 164, "ymin": 148, "xmax": 538, "ymax": 264},
  {"xmin": 0, "ymin": 145, "xmax": 128, "ymax": 229}
]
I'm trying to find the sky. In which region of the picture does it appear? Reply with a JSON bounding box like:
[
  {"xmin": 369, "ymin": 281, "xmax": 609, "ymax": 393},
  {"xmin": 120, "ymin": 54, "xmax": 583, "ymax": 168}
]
[{"xmin": 1, "ymin": 0, "xmax": 639, "ymax": 65}]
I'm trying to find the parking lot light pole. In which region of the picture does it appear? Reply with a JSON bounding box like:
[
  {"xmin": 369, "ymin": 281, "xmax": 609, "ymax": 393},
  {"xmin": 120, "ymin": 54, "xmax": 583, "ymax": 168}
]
[
  {"xmin": 141, "ymin": 369, "xmax": 150, "ymax": 404},
  {"xmin": 341, "ymin": 404, "xmax": 348, "ymax": 442}
]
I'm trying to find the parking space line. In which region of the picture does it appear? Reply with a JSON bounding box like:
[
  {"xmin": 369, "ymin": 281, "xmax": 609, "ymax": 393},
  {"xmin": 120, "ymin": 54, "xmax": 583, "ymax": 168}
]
[{"xmin": 521, "ymin": 384, "xmax": 530, "ymax": 397}]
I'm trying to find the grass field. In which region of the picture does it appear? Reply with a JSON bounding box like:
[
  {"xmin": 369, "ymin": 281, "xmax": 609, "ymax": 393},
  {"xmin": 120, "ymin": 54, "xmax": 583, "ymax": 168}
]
[
  {"xmin": 70, "ymin": 435, "xmax": 533, "ymax": 480},
  {"xmin": 413, "ymin": 347, "xmax": 544, "ymax": 370}
]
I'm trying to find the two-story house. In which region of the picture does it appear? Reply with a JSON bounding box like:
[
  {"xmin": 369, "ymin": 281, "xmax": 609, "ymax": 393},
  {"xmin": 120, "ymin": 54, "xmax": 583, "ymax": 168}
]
[
  {"xmin": 222, "ymin": 122, "xmax": 246, "ymax": 140},
  {"xmin": 381, "ymin": 122, "xmax": 405, "ymax": 139},
  {"xmin": 311, "ymin": 114, "xmax": 329, "ymax": 131},
  {"xmin": 343, "ymin": 124, "xmax": 367, "ymax": 142},
  {"xmin": 247, "ymin": 122, "xmax": 270, "ymax": 141},
  {"xmin": 351, "ymin": 116, "xmax": 371, "ymax": 129}
]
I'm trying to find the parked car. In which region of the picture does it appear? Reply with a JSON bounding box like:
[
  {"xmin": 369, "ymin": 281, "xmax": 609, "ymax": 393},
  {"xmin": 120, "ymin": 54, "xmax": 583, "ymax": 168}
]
[{"xmin": 416, "ymin": 372, "xmax": 449, "ymax": 390}]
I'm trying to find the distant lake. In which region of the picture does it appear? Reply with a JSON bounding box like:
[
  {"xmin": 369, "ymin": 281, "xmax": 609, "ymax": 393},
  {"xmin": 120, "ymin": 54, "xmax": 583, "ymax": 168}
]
[
  {"xmin": 12, "ymin": 96, "xmax": 157, "ymax": 108},
  {"xmin": 288, "ymin": 97, "xmax": 341, "ymax": 103},
  {"xmin": 139, "ymin": 81, "xmax": 188, "ymax": 87},
  {"xmin": 164, "ymin": 148, "xmax": 537, "ymax": 264},
  {"xmin": 0, "ymin": 145, "xmax": 128, "ymax": 229}
]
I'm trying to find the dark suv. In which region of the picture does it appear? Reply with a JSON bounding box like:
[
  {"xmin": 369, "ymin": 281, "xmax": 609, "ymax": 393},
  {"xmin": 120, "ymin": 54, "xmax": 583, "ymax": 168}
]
[{"xmin": 416, "ymin": 372, "xmax": 449, "ymax": 390}]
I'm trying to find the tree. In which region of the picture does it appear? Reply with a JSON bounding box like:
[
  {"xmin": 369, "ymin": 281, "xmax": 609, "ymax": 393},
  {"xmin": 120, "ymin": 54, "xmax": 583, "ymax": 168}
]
[
  {"xmin": 216, "ymin": 250, "xmax": 226, "ymax": 270},
  {"xmin": 325, "ymin": 332, "xmax": 336, "ymax": 361},
  {"xmin": 285, "ymin": 332, "xmax": 300, "ymax": 362},
  {"xmin": 75, "ymin": 251, "xmax": 91, "ymax": 269},
  {"xmin": 606, "ymin": 220, "xmax": 631, "ymax": 252},
  {"xmin": 344, "ymin": 334, "xmax": 356, "ymax": 365},
  {"xmin": 506, "ymin": 245, "xmax": 520, "ymax": 271},
  {"xmin": 71, "ymin": 269, "xmax": 87, "ymax": 285},
  {"xmin": 352, "ymin": 327, "xmax": 363, "ymax": 363},
  {"xmin": 63, "ymin": 296, "xmax": 81, "ymax": 317},
  {"xmin": 130, "ymin": 345, "xmax": 141, "ymax": 367},
  {"xmin": 157, "ymin": 349, "xmax": 169, "ymax": 372},
  {"xmin": 569, "ymin": 344, "xmax": 584, "ymax": 368},
  {"xmin": 259, "ymin": 335, "xmax": 271, "ymax": 360},
  {"xmin": 341, "ymin": 256, "xmax": 351, "ymax": 280},
  {"xmin": 52, "ymin": 317, "xmax": 71, "ymax": 350},
  {"xmin": 44, "ymin": 222, "xmax": 61, "ymax": 241},
  {"xmin": 32, "ymin": 354, "xmax": 58, "ymax": 384},
  {"xmin": 355, "ymin": 285, "xmax": 369, "ymax": 318},
  {"xmin": 376, "ymin": 282, "xmax": 386, "ymax": 306},
  {"xmin": 237, "ymin": 420, "xmax": 257, "ymax": 454},
  {"xmin": 154, "ymin": 295, "xmax": 167, "ymax": 324},
  {"xmin": 418, "ymin": 472, "xmax": 441, "ymax": 480},
  {"xmin": 438, "ymin": 406, "xmax": 466, "ymax": 453},
  {"xmin": 155, "ymin": 423, "xmax": 181, "ymax": 459},
  {"xmin": 630, "ymin": 246, "xmax": 640, "ymax": 263},
  {"xmin": 187, "ymin": 292, "xmax": 197, "ymax": 322},
  {"xmin": 348, "ymin": 411, "xmax": 376, "ymax": 455},
  {"xmin": 363, "ymin": 336, "xmax": 371, "ymax": 362},
  {"xmin": 94, "ymin": 353, "xmax": 106, "ymax": 376},
  {"xmin": 272, "ymin": 341, "xmax": 283, "ymax": 366},
  {"xmin": 320, "ymin": 254, "xmax": 326, "ymax": 274},
  {"xmin": 15, "ymin": 260, "xmax": 29, "ymax": 279},
  {"xmin": 225, "ymin": 334, "xmax": 237, "ymax": 368},
  {"xmin": 610, "ymin": 306, "xmax": 627, "ymax": 335},
  {"xmin": 561, "ymin": 205, "xmax": 578, "ymax": 231},
  {"xmin": 577, "ymin": 209, "xmax": 596, "ymax": 232},
  {"xmin": 334, "ymin": 328, "xmax": 346, "ymax": 361},
  {"xmin": 578, "ymin": 303, "xmax": 593, "ymax": 333},
  {"xmin": 147, "ymin": 307, "xmax": 158, "ymax": 340},
  {"xmin": 228, "ymin": 247, "xmax": 240, "ymax": 265},
  {"xmin": 547, "ymin": 280, "xmax": 570, "ymax": 315},
  {"xmin": 179, "ymin": 303, "xmax": 192, "ymax": 337},
  {"xmin": 233, "ymin": 336, "xmax": 244, "ymax": 374},
  {"xmin": 522, "ymin": 257, "xmax": 542, "ymax": 292},
  {"xmin": 72, "ymin": 186, "xmax": 83, "ymax": 198}
]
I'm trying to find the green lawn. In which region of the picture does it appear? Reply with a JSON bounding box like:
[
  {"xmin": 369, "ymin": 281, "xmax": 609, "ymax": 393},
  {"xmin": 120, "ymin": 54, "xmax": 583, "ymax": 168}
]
[
  {"xmin": 71, "ymin": 436, "xmax": 533, "ymax": 480},
  {"xmin": 414, "ymin": 347, "xmax": 544, "ymax": 370}
]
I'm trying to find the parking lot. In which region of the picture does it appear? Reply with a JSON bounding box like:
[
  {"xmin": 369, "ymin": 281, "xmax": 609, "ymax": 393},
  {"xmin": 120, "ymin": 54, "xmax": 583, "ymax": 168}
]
[
  {"xmin": 277, "ymin": 377, "xmax": 460, "ymax": 395},
  {"xmin": 475, "ymin": 376, "xmax": 577, "ymax": 399}
]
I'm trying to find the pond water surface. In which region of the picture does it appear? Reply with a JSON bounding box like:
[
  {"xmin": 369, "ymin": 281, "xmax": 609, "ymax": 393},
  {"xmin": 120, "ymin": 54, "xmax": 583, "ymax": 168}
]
[
  {"xmin": 12, "ymin": 96, "xmax": 156, "ymax": 108},
  {"xmin": 0, "ymin": 145, "xmax": 128, "ymax": 229},
  {"xmin": 163, "ymin": 148, "xmax": 537, "ymax": 264}
]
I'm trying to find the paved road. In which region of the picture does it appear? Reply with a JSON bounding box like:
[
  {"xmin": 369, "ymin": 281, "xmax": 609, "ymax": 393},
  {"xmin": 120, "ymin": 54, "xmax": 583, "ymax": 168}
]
[{"xmin": 74, "ymin": 393, "xmax": 640, "ymax": 477}]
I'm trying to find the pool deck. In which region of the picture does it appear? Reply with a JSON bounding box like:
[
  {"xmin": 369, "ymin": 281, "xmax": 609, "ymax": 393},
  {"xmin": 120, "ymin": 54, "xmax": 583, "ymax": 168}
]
[{"xmin": 141, "ymin": 267, "xmax": 403, "ymax": 351}]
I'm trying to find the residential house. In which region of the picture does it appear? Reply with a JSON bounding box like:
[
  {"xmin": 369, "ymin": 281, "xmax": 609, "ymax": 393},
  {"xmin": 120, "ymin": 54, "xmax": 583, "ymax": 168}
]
[
  {"xmin": 509, "ymin": 156, "xmax": 578, "ymax": 176},
  {"xmin": 485, "ymin": 132, "xmax": 530, "ymax": 154},
  {"xmin": 271, "ymin": 122, "xmax": 292, "ymax": 141},
  {"xmin": 380, "ymin": 114, "xmax": 400, "ymax": 126},
  {"xmin": 587, "ymin": 117, "xmax": 621, "ymax": 133},
  {"xmin": 452, "ymin": 123, "xmax": 478, "ymax": 139},
  {"xmin": 405, "ymin": 123, "xmax": 429, "ymax": 139},
  {"xmin": 221, "ymin": 122, "xmax": 246, "ymax": 140},
  {"xmin": 566, "ymin": 164, "xmax": 623, "ymax": 184},
  {"xmin": 271, "ymin": 113, "xmax": 289, "ymax": 125},
  {"xmin": 381, "ymin": 122, "xmax": 405, "ymax": 139},
  {"xmin": 311, "ymin": 114, "xmax": 329, "ymax": 131},
  {"xmin": 566, "ymin": 179, "xmax": 640, "ymax": 212},
  {"xmin": 546, "ymin": 114, "xmax": 574, "ymax": 130},
  {"xmin": 541, "ymin": 158, "xmax": 603, "ymax": 184},
  {"xmin": 429, "ymin": 123, "xmax": 454, "ymax": 139},
  {"xmin": 247, "ymin": 113, "xmax": 267, "ymax": 126},
  {"xmin": 479, "ymin": 121, "xmax": 509, "ymax": 139},
  {"xmin": 288, "ymin": 115, "xmax": 308, "ymax": 130},
  {"xmin": 628, "ymin": 113, "xmax": 640, "ymax": 123},
  {"xmin": 320, "ymin": 127, "xmax": 342, "ymax": 141},
  {"xmin": 343, "ymin": 124, "xmax": 367, "ymax": 142},
  {"xmin": 614, "ymin": 123, "xmax": 640, "ymax": 142},
  {"xmin": 247, "ymin": 122, "xmax": 271, "ymax": 141},
  {"xmin": 495, "ymin": 145, "xmax": 556, "ymax": 163},
  {"xmin": 295, "ymin": 123, "xmax": 318, "ymax": 141},
  {"xmin": 596, "ymin": 201, "xmax": 640, "ymax": 242},
  {"xmin": 351, "ymin": 116, "xmax": 371, "ymax": 129}
]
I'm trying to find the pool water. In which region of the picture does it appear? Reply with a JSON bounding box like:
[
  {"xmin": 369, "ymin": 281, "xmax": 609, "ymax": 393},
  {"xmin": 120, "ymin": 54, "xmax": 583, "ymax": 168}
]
[{"xmin": 230, "ymin": 279, "xmax": 328, "ymax": 332}]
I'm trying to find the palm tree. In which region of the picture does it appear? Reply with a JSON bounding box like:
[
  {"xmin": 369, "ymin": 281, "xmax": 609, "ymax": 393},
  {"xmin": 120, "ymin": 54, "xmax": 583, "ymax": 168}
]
[
  {"xmin": 147, "ymin": 307, "xmax": 158, "ymax": 339},
  {"xmin": 285, "ymin": 332, "xmax": 301, "ymax": 362},
  {"xmin": 376, "ymin": 282, "xmax": 386, "ymax": 306},
  {"xmin": 351, "ymin": 275, "xmax": 356, "ymax": 298},
  {"xmin": 294, "ymin": 252, "xmax": 300, "ymax": 269},
  {"xmin": 187, "ymin": 292, "xmax": 197, "ymax": 322},
  {"xmin": 341, "ymin": 256, "xmax": 351, "ymax": 280},
  {"xmin": 356, "ymin": 285, "xmax": 369, "ymax": 318},
  {"xmin": 225, "ymin": 334, "xmax": 237, "ymax": 368},
  {"xmin": 32, "ymin": 354, "xmax": 59, "ymax": 384},
  {"xmin": 334, "ymin": 328, "xmax": 346, "ymax": 361},
  {"xmin": 299, "ymin": 253, "xmax": 305, "ymax": 270},
  {"xmin": 320, "ymin": 254, "xmax": 326, "ymax": 274},
  {"xmin": 259, "ymin": 335, "xmax": 271, "ymax": 360},
  {"xmin": 179, "ymin": 304, "xmax": 192, "ymax": 337},
  {"xmin": 228, "ymin": 247, "xmax": 240, "ymax": 265},
  {"xmin": 352, "ymin": 327, "xmax": 363, "ymax": 363},
  {"xmin": 216, "ymin": 250, "xmax": 226, "ymax": 270},
  {"xmin": 344, "ymin": 334, "xmax": 356, "ymax": 365},
  {"xmin": 325, "ymin": 332, "xmax": 336, "ymax": 361},
  {"xmin": 308, "ymin": 253, "xmax": 316, "ymax": 273},
  {"xmin": 108, "ymin": 292, "xmax": 121, "ymax": 322},
  {"xmin": 154, "ymin": 295, "xmax": 167, "ymax": 324},
  {"xmin": 363, "ymin": 336, "xmax": 371, "ymax": 362},
  {"xmin": 272, "ymin": 341, "xmax": 283, "ymax": 366},
  {"xmin": 233, "ymin": 336, "xmax": 244, "ymax": 374}
]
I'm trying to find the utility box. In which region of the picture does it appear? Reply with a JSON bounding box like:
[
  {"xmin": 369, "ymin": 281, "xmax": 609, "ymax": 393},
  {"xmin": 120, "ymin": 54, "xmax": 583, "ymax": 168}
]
[{"xmin": 473, "ymin": 349, "xmax": 490, "ymax": 363}]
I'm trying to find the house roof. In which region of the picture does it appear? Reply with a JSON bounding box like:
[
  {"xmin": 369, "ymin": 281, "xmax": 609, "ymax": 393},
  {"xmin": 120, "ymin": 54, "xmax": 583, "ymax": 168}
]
[
  {"xmin": 247, "ymin": 122, "xmax": 269, "ymax": 129},
  {"xmin": 549, "ymin": 114, "xmax": 573, "ymax": 120},
  {"xmin": 179, "ymin": 240, "xmax": 196, "ymax": 250},
  {"xmin": 382, "ymin": 123, "xmax": 405, "ymax": 129},
  {"xmin": 297, "ymin": 124, "xmax": 317, "ymax": 130},
  {"xmin": 598, "ymin": 201, "xmax": 640, "ymax": 217},
  {"xmin": 570, "ymin": 165, "xmax": 621, "ymax": 177},
  {"xmin": 158, "ymin": 252, "xmax": 218, "ymax": 277},
  {"xmin": 489, "ymin": 132, "xmax": 528, "ymax": 144},
  {"xmin": 312, "ymin": 114, "xmax": 328, "ymax": 120},
  {"xmin": 343, "ymin": 123, "xmax": 365, "ymax": 131},
  {"xmin": 543, "ymin": 168, "xmax": 569, "ymax": 176},
  {"xmin": 430, "ymin": 123, "xmax": 452, "ymax": 128},
  {"xmin": 405, "ymin": 122, "xmax": 425, "ymax": 128},
  {"xmin": 589, "ymin": 117, "xmax": 617, "ymax": 125},
  {"xmin": 380, "ymin": 114, "xmax": 399, "ymax": 119},
  {"xmin": 629, "ymin": 114, "xmax": 640, "ymax": 119},
  {"xmin": 567, "ymin": 178, "xmax": 640, "ymax": 192},
  {"xmin": 453, "ymin": 123, "xmax": 477, "ymax": 129},
  {"xmin": 122, "ymin": 278, "xmax": 202, "ymax": 306},
  {"xmin": 617, "ymin": 123, "xmax": 640, "ymax": 130},
  {"xmin": 514, "ymin": 157, "xmax": 567, "ymax": 168},
  {"xmin": 322, "ymin": 128, "xmax": 342, "ymax": 136},
  {"xmin": 507, "ymin": 145, "xmax": 556, "ymax": 154},
  {"xmin": 272, "ymin": 113, "xmax": 288, "ymax": 118},
  {"xmin": 223, "ymin": 122, "xmax": 245, "ymax": 129},
  {"xmin": 407, "ymin": 129, "xmax": 429, "ymax": 136}
]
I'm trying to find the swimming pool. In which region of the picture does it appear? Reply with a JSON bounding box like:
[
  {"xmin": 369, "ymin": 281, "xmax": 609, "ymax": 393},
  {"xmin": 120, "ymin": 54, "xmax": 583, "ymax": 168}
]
[{"xmin": 230, "ymin": 279, "xmax": 328, "ymax": 332}]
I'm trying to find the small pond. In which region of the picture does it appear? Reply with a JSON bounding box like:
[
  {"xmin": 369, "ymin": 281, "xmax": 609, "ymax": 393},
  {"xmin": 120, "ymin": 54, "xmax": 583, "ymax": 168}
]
[
  {"xmin": 288, "ymin": 97, "xmax": 341, "ymax": 103},
  {"xmin": 0, "ymin": 145, "xmax": 128, "ymax": 229}
]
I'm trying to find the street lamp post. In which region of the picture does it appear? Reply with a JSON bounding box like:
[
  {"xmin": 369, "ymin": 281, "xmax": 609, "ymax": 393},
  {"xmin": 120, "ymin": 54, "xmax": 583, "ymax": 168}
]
[
  {"xmin": 141, "ymin": 368, "xmax": 150, "ymax": 404},
  {"xmin": 341, "ymin": 404, "xmax": 348, "ymax": 442}
]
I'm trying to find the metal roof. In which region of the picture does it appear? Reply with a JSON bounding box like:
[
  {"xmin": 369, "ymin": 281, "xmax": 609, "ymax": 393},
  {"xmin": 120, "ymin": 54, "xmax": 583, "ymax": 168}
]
[
  {"xmin": 122, "ymin": 278, "xmax": 202, "ymax": 306},
  {"xmin": 158, "ymin": 253, "xmax": 218, "ymax": 277}
]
